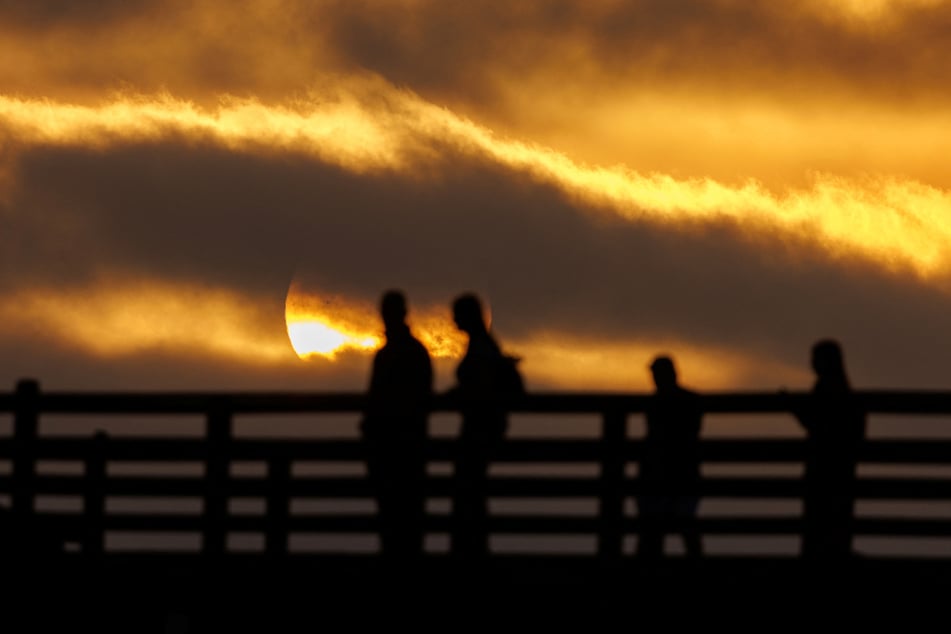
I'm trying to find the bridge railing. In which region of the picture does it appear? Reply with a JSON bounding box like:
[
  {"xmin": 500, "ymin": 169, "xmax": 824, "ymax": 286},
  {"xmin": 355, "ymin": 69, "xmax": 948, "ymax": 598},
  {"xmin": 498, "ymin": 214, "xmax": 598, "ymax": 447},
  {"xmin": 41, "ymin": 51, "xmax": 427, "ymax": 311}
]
[{"xmin": 2, "ymin": 379, "xmax": 951, "ymax": 560}]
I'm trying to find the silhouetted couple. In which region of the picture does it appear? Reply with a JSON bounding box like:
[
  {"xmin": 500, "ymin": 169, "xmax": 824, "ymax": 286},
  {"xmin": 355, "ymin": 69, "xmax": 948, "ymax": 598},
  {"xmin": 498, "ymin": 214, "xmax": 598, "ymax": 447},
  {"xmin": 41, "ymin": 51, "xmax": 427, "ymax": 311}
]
[
  {"xmin": 361, "ymin": 291, "xmax": 522, "ymax": 561},
  {"xmin": 636, "ymin": 340, "xmax": 866, "ymax": 561}
]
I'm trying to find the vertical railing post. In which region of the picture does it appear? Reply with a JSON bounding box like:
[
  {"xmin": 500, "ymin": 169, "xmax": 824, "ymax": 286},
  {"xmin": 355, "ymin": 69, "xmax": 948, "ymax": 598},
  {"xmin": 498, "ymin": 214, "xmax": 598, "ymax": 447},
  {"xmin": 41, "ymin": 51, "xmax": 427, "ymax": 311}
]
[
  {"xmin": 598, "ymin": 409, "xmax": 627, "ymax": 560},
  {"xmin": 204, "ymin": 401, "xmax": 231, "ymax": 557},
  {"xmin": 266, "ymin": 456, "xmax": 290, "ymax": 556},
  {"xmin": 83, "ymin": 431, "xmax": 107, "ymax": 557},
  {"xmin": 12, "ymin": 379, "xmax": 40, "ymax": 544}
]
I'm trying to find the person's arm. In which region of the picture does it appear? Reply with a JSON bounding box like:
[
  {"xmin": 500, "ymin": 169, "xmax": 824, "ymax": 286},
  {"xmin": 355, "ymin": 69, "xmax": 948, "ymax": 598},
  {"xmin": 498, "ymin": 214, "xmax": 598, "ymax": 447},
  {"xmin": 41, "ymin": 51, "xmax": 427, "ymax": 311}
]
[
  {"xmin": 780, "ymin": 388, "xmax": 813, "ymax": 433},
  {"xmin": 361, "ymin": 353, "xmax": 385, "ymax": 435},
  {"xmin": 416, "ymin": 348, "xmax": 434, "ymax": 410}
]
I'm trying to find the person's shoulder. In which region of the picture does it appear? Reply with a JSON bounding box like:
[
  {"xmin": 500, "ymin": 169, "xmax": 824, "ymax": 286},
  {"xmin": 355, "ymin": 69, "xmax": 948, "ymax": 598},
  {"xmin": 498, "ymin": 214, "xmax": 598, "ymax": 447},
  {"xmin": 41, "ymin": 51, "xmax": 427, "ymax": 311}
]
[
  {"xmin": 678, "ymin": 386, "xmax": 700, "ymax": 400},
  {"xmin": 650, "ymin": 386, "xmax": 699, "ymax": 400},
  {"xmin": 371, "ymin": 341, "xmax": 392, "ymax": 363},
  {"xmin": 473, "ymin": 332, "xmax": 502, "ymax": 357},
  {"xmin": 404, "ymin": 332, "xmax": 429, "ymax": 354},
  {"xmin": 671, "ymin": 387, "xmax": 703, "ymax": 419},
  {"xmin": 413, "ymin": 338, "xmax": 432, "ymax": 366}
]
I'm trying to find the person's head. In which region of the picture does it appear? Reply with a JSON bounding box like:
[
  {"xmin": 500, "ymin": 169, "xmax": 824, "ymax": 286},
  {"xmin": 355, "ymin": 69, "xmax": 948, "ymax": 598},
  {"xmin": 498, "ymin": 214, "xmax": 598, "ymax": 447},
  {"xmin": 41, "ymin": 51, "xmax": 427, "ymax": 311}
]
[
  {"xmin": 649, "ymin": 355, "xmax": 678, "ymax": 392},
  {"xmin": 811, "ymin": 339, "xmax": 848, "ymax": 382},
  {"xmin": 380, "ymin": 290, "xmax": 408, "ymax": 331},
  {"xmin": 452, "ymin": 293, "xmax": 486, "ymax": 335}
]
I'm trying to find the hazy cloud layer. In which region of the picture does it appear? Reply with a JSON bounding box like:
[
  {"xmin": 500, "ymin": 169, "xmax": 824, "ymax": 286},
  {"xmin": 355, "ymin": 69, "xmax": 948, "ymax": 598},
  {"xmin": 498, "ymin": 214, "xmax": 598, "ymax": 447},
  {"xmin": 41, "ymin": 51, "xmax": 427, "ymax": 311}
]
[
  {"xmin": 3, "ymin": 0, "xmax": 950, "ymax": 190},
  {"xmin": 2, "ymin": 1, "xmax": 951, "ymax": 102},
  {"xmin": 0, "ymin": 0, "xmax": 158, "ymax": 24},
  {"xmin": 319, "ymin": 0, "xmax": 951, "ymax": 100},
  {"xmin": 2, "ymin": 137, "xmax": 950, "ymax": 391}
]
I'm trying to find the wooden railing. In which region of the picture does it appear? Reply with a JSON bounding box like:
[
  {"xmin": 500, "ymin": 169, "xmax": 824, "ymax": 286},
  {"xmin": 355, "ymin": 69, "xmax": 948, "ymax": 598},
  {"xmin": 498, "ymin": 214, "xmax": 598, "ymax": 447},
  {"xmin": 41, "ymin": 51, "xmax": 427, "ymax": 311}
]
[{"xmin": 2, "ymin": 378, "xmax": 951, "ymax": 562}]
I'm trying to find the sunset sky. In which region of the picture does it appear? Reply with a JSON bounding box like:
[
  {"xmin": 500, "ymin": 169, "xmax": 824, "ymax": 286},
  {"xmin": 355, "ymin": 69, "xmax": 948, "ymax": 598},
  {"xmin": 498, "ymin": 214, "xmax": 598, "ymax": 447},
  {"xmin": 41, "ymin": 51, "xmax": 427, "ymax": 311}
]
[{"xmin": 2, "ymin": 0, "xmax": 951, "ymax": 394}]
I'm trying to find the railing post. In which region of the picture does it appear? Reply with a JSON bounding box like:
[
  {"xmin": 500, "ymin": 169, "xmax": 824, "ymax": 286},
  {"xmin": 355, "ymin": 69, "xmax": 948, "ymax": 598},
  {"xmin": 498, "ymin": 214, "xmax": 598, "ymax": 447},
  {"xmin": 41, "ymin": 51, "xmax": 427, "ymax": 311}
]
[
  {"xmin": 598, "ymin": 409, "xmax": 626, "ymax": 560},
  {"xmin": 83, "ymin": 431, "xmax": 108, "ymax": 557},
  {"xmin": 266, "ymin": 456, "xmax": 290, "ymax": 556},
  {"xmin": 204, "ymin": 402, "xmax": 231, "ymax": 557},
  {"xmin": 12, "ymin": 379, "xmax": 39, "ymax": 540}
]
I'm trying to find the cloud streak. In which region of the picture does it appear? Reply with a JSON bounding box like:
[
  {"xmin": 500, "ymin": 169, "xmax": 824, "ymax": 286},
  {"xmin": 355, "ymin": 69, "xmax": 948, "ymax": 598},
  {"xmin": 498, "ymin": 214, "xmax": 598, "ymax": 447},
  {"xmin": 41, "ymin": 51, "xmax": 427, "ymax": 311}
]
[
  {"xmin": 0, "ymin": 278, "xmax": 290, "ymax": 362},
  {"xmin": 3, "ymin": 87, "xmax": 950, "ymax": 280},
  {"xmin": 3, "ymin": 1, "xmax": 951, "ymax": 104}
]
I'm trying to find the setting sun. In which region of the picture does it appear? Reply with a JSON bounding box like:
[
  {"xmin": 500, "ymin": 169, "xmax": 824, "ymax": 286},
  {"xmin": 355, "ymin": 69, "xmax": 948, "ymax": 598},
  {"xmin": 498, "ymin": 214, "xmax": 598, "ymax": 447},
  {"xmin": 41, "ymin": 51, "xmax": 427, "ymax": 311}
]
[
  {"xmin": 284, "ymin": 283, "xmax": 471, "ymax": 361},
  {"xmin": 284, "ymin": 286, "xmax": 381, "ymax": 359},
  {"xmin": 286, "ymin": 320, "xmax": 380, "ymax": 359}
]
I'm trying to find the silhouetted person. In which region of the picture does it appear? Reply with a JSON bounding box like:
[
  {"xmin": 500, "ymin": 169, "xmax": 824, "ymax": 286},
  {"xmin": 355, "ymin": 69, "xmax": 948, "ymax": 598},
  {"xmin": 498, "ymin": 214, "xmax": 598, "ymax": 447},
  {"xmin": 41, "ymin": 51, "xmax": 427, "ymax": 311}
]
[
  {"xmin": 447, "ymin": 293, "xmax": 523, "ymax": 559},
  {"xmin": 361, "ymin": 290, "xmax": 433, "ymax": 561},
  {"xmin": 790, "ymin": 339, "xmax": 866, "ymax": 560},
  {"xmin": 637, "ymin": 356, "xmax": 703, "ymax": 560}
]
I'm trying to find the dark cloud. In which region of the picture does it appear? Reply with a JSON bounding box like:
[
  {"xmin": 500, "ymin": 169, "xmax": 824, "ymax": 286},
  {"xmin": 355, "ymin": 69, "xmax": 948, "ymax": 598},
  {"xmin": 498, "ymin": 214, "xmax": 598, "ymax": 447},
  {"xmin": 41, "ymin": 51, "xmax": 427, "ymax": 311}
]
[
  {"xmin": 2, "ymin": 142, "xmax": 317, "ymax": 294},
  {"xmin": 3, "ymin": 138, "xmax": 951, "ymax": 390},
  {"xmin": 0, "ymin": 0, "xmax": 158, "ymax": 25},
  {"xmin": 2, "ymin": 1, "xmax": 950, "ymax": 106},
  {"xmin": 319, "ymin": 0, "xmax": 951, "ymax": 104}
]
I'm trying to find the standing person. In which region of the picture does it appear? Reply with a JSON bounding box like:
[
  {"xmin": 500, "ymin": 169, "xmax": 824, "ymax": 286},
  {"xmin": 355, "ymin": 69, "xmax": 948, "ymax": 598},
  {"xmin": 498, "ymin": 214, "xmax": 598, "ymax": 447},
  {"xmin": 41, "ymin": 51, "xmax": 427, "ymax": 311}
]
[
  {"xmin": 637, "ymin": 355, "xmax": 704, "ymax": 560},
  {"xmin": 790, "ymin": 339, "xmax": 866, "ymax": 560},
  {"xmin": 361, "ymin": 290, "xmax": 433, "ymax": 561},
  {"xmin": 447, "ymin": 293, "xmax": 523, "ymax": 559}
]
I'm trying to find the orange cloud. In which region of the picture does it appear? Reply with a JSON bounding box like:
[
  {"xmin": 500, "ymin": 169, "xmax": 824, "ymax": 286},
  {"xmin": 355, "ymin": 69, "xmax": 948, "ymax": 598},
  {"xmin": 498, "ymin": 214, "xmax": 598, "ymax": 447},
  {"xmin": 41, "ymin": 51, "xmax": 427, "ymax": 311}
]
[
  {"xmin": 802, "ymin": 0, "xmax": 947, "ymax": 23},
  {"xmin": 285, "ymin": 285, "xmax": 808, "ymax": 391},
  {"xmin": 2, "ymin": 0, "xmax": 948, "ymax": 394},
  {"xmin": 285, "ymin": 283, "xmax": 466, "ymax": 360},
  {"xmin": 0, "ymin": 276, "xmax": 804, "ymax": 393},
  {"xmin": 506, "ymin": 332, "xmax": 808, "ymax": 392},
  {"xmin": 4, "ymin": 84, "xmax": 949, "ymax": 281},
  {"xmin": 0, "ymin": 278, "xmax": 294, "ymax": 363}
]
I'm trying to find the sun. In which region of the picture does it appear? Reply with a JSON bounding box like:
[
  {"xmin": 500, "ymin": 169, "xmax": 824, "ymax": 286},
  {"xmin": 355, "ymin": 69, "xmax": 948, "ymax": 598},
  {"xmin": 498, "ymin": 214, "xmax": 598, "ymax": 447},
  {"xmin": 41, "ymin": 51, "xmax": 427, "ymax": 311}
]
[
  {"xmin": 286, "ymin": 320, "xmax": 379, "ymax": 358},
  {"xmin": 284, "ymin": 284, "xmax": 381, "ymax": 359},
  {"xmin": 284, "ymin": 281, "xmax": 470, "ymax": 361}
]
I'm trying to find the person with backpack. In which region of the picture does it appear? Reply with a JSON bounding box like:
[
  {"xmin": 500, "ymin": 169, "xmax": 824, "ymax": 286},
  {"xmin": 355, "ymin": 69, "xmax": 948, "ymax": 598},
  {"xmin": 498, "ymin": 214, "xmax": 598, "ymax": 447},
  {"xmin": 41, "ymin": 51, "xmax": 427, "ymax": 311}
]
[{"xmin": 447, "ymin": 293, "xmax": 525, "ymax": 559}]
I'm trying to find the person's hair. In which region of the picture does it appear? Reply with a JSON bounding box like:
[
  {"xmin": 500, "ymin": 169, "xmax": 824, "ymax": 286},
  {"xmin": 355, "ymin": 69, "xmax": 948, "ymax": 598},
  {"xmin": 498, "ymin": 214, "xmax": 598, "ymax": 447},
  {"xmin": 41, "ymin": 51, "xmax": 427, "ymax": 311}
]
[
  {"xmin": 650, "ymin": 355, "xmax": 675, "ymax": 376},
  {"xmin": 380, "ymin": 290, "xmax": 407, "ymax": 324},
  {"xmin": 649, "ymin": 355, "xmax": 677, "ymax": 387},
  {"xmin": 452, "ymin": 293, "xmax": 485, "ymax": 331},
  {"xmin": 812, "ymin": 339, "xmax": 848, "ymax": 384}
]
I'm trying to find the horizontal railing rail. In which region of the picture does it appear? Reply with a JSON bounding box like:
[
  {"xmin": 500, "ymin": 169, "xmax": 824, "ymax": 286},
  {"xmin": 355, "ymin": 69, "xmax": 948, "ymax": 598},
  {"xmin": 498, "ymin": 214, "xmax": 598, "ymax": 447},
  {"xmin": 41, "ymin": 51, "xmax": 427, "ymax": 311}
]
[{"xmin": 3, "ymin": 379, "xmax": 951, "ymax": 562}]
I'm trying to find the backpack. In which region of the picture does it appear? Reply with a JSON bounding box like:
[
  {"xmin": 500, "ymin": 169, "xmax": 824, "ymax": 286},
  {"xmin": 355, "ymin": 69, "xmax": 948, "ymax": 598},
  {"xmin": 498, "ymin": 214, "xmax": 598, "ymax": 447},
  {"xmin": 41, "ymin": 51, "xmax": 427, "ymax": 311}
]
[{"xmin": 496, "ymin": 354, "xmax": 527, "ymax": 399}]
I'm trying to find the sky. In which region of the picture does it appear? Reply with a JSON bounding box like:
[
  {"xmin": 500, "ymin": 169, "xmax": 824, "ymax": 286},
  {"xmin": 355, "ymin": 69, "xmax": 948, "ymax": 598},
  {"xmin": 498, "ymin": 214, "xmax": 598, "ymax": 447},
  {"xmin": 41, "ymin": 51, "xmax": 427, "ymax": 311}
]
[{"xmin": 2, "ymin": 0, "xmax": 951, "ymax": 394}]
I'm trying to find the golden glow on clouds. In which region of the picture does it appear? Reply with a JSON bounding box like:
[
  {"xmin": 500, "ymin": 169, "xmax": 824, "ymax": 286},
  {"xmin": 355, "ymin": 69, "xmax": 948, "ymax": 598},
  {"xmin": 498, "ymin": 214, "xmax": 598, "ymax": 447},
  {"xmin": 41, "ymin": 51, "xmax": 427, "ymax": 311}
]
[
  {"xmin": 6, "ymin": 83, "xmax": 950, "ymax": 280},
  {"xmin": 488, "ymin": 86, "xmax": 951, "ymax": 189},
  {"xmin": 0, "ymin": 280, "xmax": 292, "ymax": 363},
  {"xmin": 284, "ymin": 289, "xmax": 381, "ymax": 359},
  {"xmin": 0, "ymin": 277, "xmax": 800, "ymax": 391},
  {"xmin": 1, "ymin": 0, "xmax": 947, "ymax": 391},
  {"xmin": 518, "ymin": 333, "xmax": 808, "ymax": 392},
  {"xmin": 0, "ymin": 89, "xmax": 410, "ymax": 172},
  {"xmin": 808, "ymin": 0, "xmax": 946, "ymax": 21},
  {"xmin": 286, "ymin": 284, "xmax": 807, "ymax": 390},
  {"xmin": 285, "ymin": 284, "xmax": 467, "ymax": 360},
  {"xmin": 286, "ymin": 321, "xmax": 379, "ymax": 358},
  {"xmin": 287, "ymin": 284, "xmax": 810, "ymax": 391}
]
